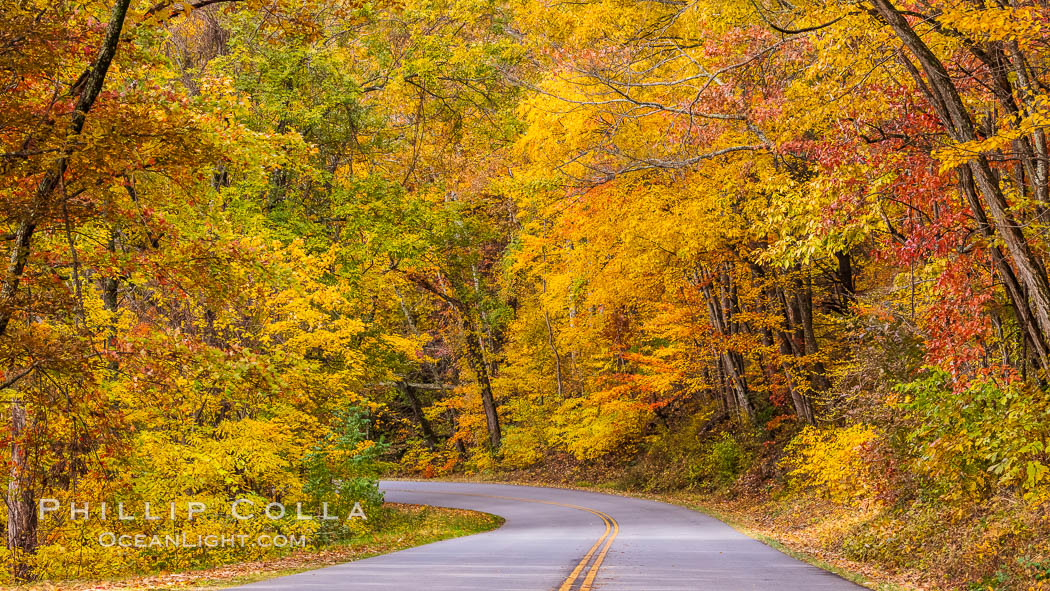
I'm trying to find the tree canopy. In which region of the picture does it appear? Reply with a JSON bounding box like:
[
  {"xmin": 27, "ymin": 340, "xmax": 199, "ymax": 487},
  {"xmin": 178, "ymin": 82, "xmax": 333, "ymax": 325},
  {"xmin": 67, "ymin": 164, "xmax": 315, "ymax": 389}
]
[{"xmin": 3, "ymin": 0, "xmax": 1050, "ymax": 586}]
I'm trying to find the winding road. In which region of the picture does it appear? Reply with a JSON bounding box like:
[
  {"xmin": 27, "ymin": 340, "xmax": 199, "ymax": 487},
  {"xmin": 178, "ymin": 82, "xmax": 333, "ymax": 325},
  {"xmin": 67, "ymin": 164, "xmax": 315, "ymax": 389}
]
[{"xmin": 234, "ymin": 480, "xmax": 867, "ymax": 590}]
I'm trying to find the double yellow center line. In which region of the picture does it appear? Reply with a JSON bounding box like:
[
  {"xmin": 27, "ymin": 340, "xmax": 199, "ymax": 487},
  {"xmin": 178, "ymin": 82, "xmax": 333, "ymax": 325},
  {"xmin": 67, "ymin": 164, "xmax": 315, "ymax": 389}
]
[
  {"xmin": 385, "ymin": 488, "xmax": 619, "ymax": 591},
  {"xmin": 555, "ymin": 502, "xmax": 618, "ymax": 591}
]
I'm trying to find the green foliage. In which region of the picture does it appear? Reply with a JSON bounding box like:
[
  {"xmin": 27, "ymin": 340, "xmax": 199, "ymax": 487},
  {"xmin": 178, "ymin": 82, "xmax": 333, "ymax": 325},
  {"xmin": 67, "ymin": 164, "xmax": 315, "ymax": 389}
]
[
  {"xmin": 895, "ymin": 370, "xmax": 1050, "ymax": 503},
  {"xmin": 708, "ymin": 435, "xmax": 750, "ymax": 486},
  {"xmin": 687, "ymin": 433, "xmax": 751, "ymax": 490},
  {"xmin": 303, "ymin": 406, "xmax": 392, "ymax": 542}
]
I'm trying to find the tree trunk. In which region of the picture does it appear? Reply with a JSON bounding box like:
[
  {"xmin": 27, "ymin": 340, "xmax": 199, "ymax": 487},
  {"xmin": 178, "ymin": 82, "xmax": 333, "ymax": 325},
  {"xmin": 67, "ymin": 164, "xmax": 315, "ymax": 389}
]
[
  {"xmin": 701, "ymin": 281, "xmax": 754, "ymax": 422},
  {"xmin": 0, "ymin": 0, "xmax": 133, "ymax": 338},
  {"xmin": 873, "ymin": 0, "xmax": 1050, "ymax": 370},
  {"xmin": 794, "ymin": 273, "xmax": 831, "ymax": 392},
  {"xmin": 446, "ymin": 408, "xmax": 467, "ymax": 457},
  {"xmin": 776, "ymin": 330, "xmax": 815, "ymax": 424},
  {"xmin": 7, "ymin": 396, "xmax": 37, "ymax": 582},
  {"xmin": 749, "ymin": 261, "xmax": 818, "ymax": 424},
  {"xmin": 543, "ymin": 308, "xmax": 564, "ymax": 397},
  {"xmin": 988, "ymin": 243, "xmax": 1050, "ymax": 372},
  {"xmin": 398, "ymin": 381, "xmax": 437, "ymax": 450},
  {"xmin": 836, "ymin": 251, "xmax": 855, "ymax": 308},
  {"xmin": 461, "ymin": 316, "xmax": 501, "ymax": 449}
]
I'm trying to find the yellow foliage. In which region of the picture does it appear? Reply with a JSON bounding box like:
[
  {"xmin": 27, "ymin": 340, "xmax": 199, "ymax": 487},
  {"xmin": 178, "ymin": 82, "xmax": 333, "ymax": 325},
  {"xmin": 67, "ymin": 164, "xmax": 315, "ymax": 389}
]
[{"xmin": 781, "ymin": 425, "xmax": 881, "ymax": 506}]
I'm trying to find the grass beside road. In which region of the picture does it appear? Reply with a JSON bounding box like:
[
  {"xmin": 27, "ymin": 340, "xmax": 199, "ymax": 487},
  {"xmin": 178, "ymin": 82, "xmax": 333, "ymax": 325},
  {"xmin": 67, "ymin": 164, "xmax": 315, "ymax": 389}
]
[{"xmin": 9, "ymin": 503, "xmax": 503, "ymax": 591}]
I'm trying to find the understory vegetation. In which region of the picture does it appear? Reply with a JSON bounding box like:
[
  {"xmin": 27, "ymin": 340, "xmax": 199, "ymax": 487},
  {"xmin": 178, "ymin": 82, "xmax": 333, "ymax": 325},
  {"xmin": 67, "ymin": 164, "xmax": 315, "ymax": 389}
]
[
  {"xmin": 10, "ymin": 504, "xmax": 503, "ymax": 590},
  {"xmin": 4, "ymin": 0, "xmax": 1050, "ymax": 588}
]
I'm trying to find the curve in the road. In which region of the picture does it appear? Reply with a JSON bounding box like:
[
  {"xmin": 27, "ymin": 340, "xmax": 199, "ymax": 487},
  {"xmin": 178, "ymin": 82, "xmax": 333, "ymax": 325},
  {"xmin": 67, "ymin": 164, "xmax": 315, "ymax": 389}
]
[
  {"xmin": 231, "ymin": 480, "xmax": 868, "ymax": 591},
  {"xmin": 382, "ymin": 487, "xmax": 619, "ymax": 591}
]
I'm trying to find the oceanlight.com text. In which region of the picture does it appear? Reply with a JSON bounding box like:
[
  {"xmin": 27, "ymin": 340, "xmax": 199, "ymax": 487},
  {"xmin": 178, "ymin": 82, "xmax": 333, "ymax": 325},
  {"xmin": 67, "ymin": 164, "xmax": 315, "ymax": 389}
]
[{"xmin": 97, "ymin": 532, "xmax": 308, "ymax": 549}]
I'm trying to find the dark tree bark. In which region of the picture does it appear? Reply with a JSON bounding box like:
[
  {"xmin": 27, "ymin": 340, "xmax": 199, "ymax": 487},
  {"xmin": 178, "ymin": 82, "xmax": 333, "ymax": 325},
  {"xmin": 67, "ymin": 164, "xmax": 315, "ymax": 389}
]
[
  {"xmin": 398, "ymin": 381, "xmax": 437, "ymax": 450},
  {"xmin": 6, "ymin": 397, "xmax": 37, "ymax": 582},
  {"xmin": 871, "ymin": 0, "xmax": 1050, "ymax": 373},
  {"xmin": 700, "ymin": 273, "xmax": 755, "ymax": 422},
  {"xmin": 836, "ymin": 251, "xmax": 855, "ymax": 308},
  {"xmin": 544, "ymin": 308, "xmax": 565, "ymax": 398},
  {"xmin": 445, "ymin": 408, "xmax": 467, "ymax": 457},
  {"xmin": 460, "ymin": 315, "xmax": 502, "ymax": 449},
  {"xmin": 0, "ymin": 0, "xmax": 133, "ymax": 338},
  {"xmin": 748, "ymin": 261, "xmax": 818, "ymax": 424},
  {"xmin": 794, "ymin": 272, "xmax": 831, "ymax": 392},
  {"xmin": 2, "ymin": 0, "xmax": 133, "ymax": 581},
  {"xmin": 406, "ymin": 274, "xmax": 502, "ymax": 450}
]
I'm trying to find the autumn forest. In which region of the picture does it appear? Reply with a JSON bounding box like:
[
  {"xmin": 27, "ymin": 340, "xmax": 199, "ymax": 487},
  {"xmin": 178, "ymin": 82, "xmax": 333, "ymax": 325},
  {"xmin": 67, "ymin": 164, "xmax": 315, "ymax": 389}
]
[{"xmin": 2, "ymin": 0, "xmax": 1050, "ymax": 587}]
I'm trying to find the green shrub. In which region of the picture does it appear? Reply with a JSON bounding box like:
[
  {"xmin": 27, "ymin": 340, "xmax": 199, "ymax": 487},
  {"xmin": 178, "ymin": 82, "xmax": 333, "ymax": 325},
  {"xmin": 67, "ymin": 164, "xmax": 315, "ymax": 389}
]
[
  {"xmin": 894, "ymin": 369, "xmax": 1050, "ymax": 503},
  {"xmin": 688, "ymin": 433, "xmax": 750, "ymax": 489},
  {"xmin": 303, "ymin": 405, "xmax": 391, "ymax": 543}
]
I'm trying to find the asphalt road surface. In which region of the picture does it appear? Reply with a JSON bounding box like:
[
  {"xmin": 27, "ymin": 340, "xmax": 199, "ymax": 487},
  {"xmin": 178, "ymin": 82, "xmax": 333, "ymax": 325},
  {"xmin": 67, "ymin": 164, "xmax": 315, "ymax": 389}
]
[{"xmin": 233, "ymin": 480, "xmax": 867, "ymax": 590}]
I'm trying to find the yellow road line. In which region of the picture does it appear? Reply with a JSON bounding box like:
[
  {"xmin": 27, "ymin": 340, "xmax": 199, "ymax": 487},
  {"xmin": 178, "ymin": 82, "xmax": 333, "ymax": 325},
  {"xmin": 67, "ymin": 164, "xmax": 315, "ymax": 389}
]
[
  {"xmin": 579, "ymin": 511, "xmax": 618, "ymax": 591},
  {"xmin": 557, "ymin": 510, "xmax": 610, "ymax": 591},
  {"xmin": 385, "ymin": 488, "xmax": 620, "ymax": 591}
]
